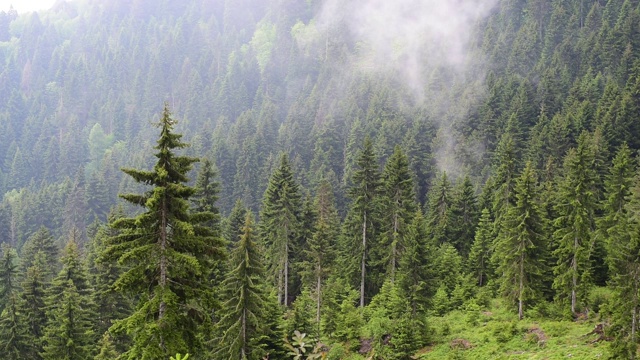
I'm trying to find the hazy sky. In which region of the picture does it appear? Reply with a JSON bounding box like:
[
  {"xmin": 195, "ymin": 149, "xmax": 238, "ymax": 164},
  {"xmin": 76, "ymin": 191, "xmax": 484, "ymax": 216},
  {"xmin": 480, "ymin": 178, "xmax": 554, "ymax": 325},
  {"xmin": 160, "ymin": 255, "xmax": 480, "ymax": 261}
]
[{"xmin": 0, "ymin": 0, "xmax": 55, "ymax": 13}]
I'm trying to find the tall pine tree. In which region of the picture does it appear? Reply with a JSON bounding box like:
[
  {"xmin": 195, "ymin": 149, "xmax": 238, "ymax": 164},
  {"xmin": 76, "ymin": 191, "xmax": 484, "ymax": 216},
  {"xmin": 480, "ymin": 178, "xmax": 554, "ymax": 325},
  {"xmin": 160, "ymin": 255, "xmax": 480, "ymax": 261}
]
[
  {"xmin": 103, "ymin": 105, "xmax": 224, "ymax": 359},
  {"xmin": 259, "ymin": 153, "xmax": 302, "ymax": 306}
]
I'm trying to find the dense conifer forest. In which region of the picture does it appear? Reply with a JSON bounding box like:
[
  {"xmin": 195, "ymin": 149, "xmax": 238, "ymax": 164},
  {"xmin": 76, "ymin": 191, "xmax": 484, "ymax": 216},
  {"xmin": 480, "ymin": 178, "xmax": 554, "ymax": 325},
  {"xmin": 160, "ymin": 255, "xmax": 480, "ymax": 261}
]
[{"xmin": 2, "ymin": 0, "xmax": 640, "ymax": 358}]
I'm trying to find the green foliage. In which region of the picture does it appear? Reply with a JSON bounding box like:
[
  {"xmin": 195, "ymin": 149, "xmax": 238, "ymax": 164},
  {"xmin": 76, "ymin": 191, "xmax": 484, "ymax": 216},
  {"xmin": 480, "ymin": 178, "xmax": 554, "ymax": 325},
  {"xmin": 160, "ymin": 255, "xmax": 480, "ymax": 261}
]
[
  {"xmin": 260, "ymin": 153, "xmax": 303, "ymax": 306},
  {"xmin": 215, "ymin": 213, "xmax": 281, "ymax": 360},
  {"xmin": 493, "ymin": 162, "xmax": 548, "ymax": 319},
  {"xmin": 553, "ymin": 133, "xmax": 600, "ymax": 316},
  {"xmin": 103, "ymin": 105, "xmax": 224, "ymax": 359},
  {"xmin": 284, "ymin": 330, "xmax": 324, "ymax": 360},
  {"xmin": 41, "ymin": 239, "xmax": 95, "ymax": 360}
]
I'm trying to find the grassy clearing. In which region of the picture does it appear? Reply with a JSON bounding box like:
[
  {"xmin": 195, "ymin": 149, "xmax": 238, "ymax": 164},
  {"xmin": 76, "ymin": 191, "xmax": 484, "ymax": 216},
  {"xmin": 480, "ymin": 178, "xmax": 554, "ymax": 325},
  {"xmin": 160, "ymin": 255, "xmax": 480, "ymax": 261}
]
[{"xmin": 419, "ymin": 300, "xmax": 610, "ymax": 360}]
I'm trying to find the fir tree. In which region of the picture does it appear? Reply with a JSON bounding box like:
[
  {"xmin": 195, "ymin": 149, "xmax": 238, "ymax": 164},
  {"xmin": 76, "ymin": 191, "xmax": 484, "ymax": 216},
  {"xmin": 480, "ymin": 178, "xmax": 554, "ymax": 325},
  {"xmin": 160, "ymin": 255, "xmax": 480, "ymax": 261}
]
[
  {"xmin": 468, "ymin": 208, "xmax": 493, "ymax": 287},
  {"xmin": 450, "ymin": 176, "xmax": 479, "ymax": 257},
  {"xmin": 0, "ymin": 244, "xmax": 28, "ymax": 358},
  {"xmin": 103, "ymin": 105, "xmax": 224, "ymax": 359},
  {"xmin": 304, "ymin": 180, "xmax": 338, "ymax": 328},
  {"xmin": 19, "ymin": 226, "xmax": 58, "ymax": 278},
  {"xmin": 41, "ymin": 280, "xmax": 94, "ymax": 360},
  {"xmin": 342, "ymin": 137, "xmax": 382, "ymax": 307},
  {"xmin": 94, "ymin": 332, "xmax": 120, "ymax": 360},
  {"xmin": 425, "ymin": 172, "xmax": 453, "ymax": 246},
  {"xmin": 494, "ymin": 162, "xmax": 548, "ymax": 320},
  {"xmin": 380, "ymin": 145, "xmax": 417, "ymax": 282},
  {"xmin": 214, "ymin": 213, "xmax": 270, "ymax": 360},
  {"xmin": 259, "ymin": 153, "xmax": 302, "ymax": 306},
  {"xmin": 605, "ymin": 145, "xmax": 640, "ymax": 359},
  {"xmin": 553, "ymin": 133, "xmax": 599, "ymax": 316},
  {"xmin": 224, "ymin": 199, "xmax": 247, "ymax": 246},
  {"xmin": 397, "ymin": 210, "xmax": 432, "ymax": 316},
  {"xmin": 41, "ymin": 239, "xmax": 95, "ymax": 360},
  {"xmin": 18, "ymin": 251, "xmax": 48, "ymax": 359}
]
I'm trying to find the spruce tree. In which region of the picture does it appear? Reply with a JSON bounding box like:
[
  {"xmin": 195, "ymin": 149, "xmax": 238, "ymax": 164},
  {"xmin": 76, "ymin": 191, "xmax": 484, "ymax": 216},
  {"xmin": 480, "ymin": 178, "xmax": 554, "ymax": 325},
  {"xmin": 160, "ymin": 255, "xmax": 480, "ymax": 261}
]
[
  {"xmin": 18, "ymin": 251, "xmax": 48, "ymax": 359},
  {"xmin": 19, "ymin": 226, "xmax": 58, "ymax": 278},
  {"xmin": 224, "ymin": 199, "xmax": 247, "ymax": 246},
  {"xmin": 0, "ymin": 244, "xmax": 28, "ymax": 358},
  {"xmin": 450, "ymin": 176, "xmax": 479, "ymax": 257},
  {"xmin": 397, "ymin": 210, "xmax": 432, "ymax": 316},
  {"xmin": 494, "ymin": 162, "xmax": 548, "ymax": 320},
  {"xmin": 425, "ymin": 172, "xmax": 453, "ymax": 246},
  {"xmin": 89, "ymin": 219, "xmax": 131, "ymax": 350},
  {"xmin": 553, "ymin": 133, "xmax": 599, "ymax": 316},
  {"xmin": 259, "ymin": 153, "xmax": 302, "ymax": 306},
  {"xmin": 604, "ymin": 145, "xmax": 639, "ymax": 359},
  {"xmin": 215, "ymin": 214, "xmax": 270, "ymax": 360},
  {"xmin": 41, "ymin": 239, "xmax": 95, "ymax": 360},
  {"xmin": 468, "ymin": 208, "xmax": 493, "ymax": 287},
  {"xmin": 380, "ymin": 145, "xmax": 417, "ymax": 282},
  {"xmin": 342, "ymin": 137, "xmax": 382, "ymax": 307},
  {"xmin": 95, "ymin": 332, "xmax": 120, "ymax": 360},
  {"xmin": 304, "ymin": 180, "xmax": 338, "ymax": 328},
  {"xmin": 103, "ymin": 105, "xmax": 224, "ymax": 359}
]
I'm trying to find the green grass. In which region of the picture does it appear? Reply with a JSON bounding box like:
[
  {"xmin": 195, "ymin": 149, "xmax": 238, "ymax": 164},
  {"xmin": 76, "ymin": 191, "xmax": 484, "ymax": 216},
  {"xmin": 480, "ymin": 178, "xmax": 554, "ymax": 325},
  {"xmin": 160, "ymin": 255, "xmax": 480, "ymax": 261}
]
[{"xmin": 418, "ymin": 300, "xmax": 610, "ymax": 360}]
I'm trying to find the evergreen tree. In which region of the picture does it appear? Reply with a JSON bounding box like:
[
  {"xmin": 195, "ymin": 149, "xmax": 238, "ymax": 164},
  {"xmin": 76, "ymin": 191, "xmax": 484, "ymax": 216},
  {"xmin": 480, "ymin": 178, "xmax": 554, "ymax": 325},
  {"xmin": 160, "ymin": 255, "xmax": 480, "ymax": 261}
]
[
  {"xmin": 94, "ymin": 332, "xmax": 120, "ymax": 360},
  {"xmin": 0, "ymin": 244, "xmax": 28, "ymax": 358},
  {"xmin": 102, "ymin": 105, "xmax": 224, "ymax": 359},
  {"xmin": 450, "ymin": 176, "xmax": 479, "ymax": 257},
  {"xmin": 605, "ymin": 145, "xmax": 639, "ymax": 359},
  {"xmin": 493, "ymin": 162, "xmax": 548, "ymax": 319},
  {"xmin": 224, "ymin": 199, "xmax": 247, "ymax": 246},
  {"xmin": 397, "ymin": 210, "xmax": 432, "ymax": 316},
  {"xmin": 468, "ymin": 208, "xmax": 493, "ymax": 287},
  {"xmin": 259, "ymin": 153, "xmax": 302, "ymax": 306},
  {"xmin": 553, "ymin": 133, "xmax": 599, "ymax": 316},
  {"xmin": 41, "ymin": 239, "xmax": 95, "ymax": 360},
  {"xmin": 18, "ymin": 251, "xmax": 48, "ymax": 359},
  {"xmin": 425, "ymin": 172, "xmax": 453, "ymax": 246},
  {"xmin": 342, "ymin": 137, "xmax": 382, "ymax": 307},
  {"xmin": 304, "ymin": 180, "xmax": 338, "ymax": 328},
  {"xmin": 41, "ymin": 280, "xmax": 94, "ymax": 360},
  {"xmin": 380, "ymin": 146, "xmax": 417, "ymax": 282},
  {"xmin": 214, "ymin": 214, "xmax": 271, "ymax": 360},
  {"xmin": 19, "ymin": 226, "xmax": 58, "ymax": 277},
  {"xmin": 89, "ymin": 218, "xmax": 131, "ymax": 350}
]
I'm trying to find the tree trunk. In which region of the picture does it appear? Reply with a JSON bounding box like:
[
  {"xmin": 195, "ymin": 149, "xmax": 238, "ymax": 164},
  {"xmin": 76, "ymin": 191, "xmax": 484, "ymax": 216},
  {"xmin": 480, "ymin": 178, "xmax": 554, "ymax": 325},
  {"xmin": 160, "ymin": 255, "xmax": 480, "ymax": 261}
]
[
  {"xmin": 361, "ymin": 212, "xmax": 367, "ymax": 308},
  {"xmin": 285, "ymin": 224, "xmax": 289, "ymax": 306},
  {"xmin": 391, "ymin": 212, "xmax": 399, "ymax": 283},
  {"xmin": 241, "ymin": 307, "xmax": 247, "ymax": 359},
  {"xmin": 316, "ymin": 270, "xmax": 321, "ymax": 326},
  {"xmin": 518, "ymin": 253, "xmax": 525, "ymax": 320},
  {"xmin": 572, "ymin": 235, "xmax": 578, "ymax": 315},
  {"xmin": 159, "ymin": 195, "xmax": 168, "ymax": 351}
]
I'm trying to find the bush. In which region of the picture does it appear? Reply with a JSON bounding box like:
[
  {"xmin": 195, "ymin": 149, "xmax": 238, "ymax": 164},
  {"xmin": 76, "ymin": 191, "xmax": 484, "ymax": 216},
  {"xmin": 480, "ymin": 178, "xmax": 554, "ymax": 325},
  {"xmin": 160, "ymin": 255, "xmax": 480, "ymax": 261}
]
[
  {"xmin": 325, "ymin": 343, "xmax": 345, "ymax": 360},
  {"xmin": 588, "ymin": 287, "xmax": 612, "ymax": 315},
  {"xmin": 491, "ymin": 320, "xmax": 520, "ymax": 343}
]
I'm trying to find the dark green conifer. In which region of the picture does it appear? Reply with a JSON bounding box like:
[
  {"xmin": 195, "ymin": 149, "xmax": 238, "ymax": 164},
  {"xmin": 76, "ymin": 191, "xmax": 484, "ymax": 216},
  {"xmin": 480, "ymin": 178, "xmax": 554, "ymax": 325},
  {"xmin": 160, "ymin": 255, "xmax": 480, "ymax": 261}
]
[
  {"xmin": 0, "ymin": 244, "xmax": 28, "ymax": 358},
  {"xmin": 450, "ymin": 176, "xmax": 479, "ymax": 257},
  {"xmin": 215, "ymin": 213, "xmax": 271, "ymax": 360},
  {"xmin": 425, "ymin": 172, "xmax": 453, "ymax": 246},
  {"xmin": 493, "ymin": 162, "xmax": 548, "ymax": 319},
  {"xmin": 553, "ymin": 133, "xmax": 599, "ymax": 316},
  {"xmin": 259, "ymin": 153, "xmax": 302, "ymax": 306},
  {"xmin": 342, "ymin": 137, "xmax": 382, "ymax": 307},
  {"xmin": 380, "ymin": 146, "xmax": 417, "ymax": 282},
  {"xmin": 41, "ymin": 239, "xmax": 95, "ymax": 360},
  {"xmin": 468, "ymin": 209, "xmax": 493, "ymax": 287},
  {"xmin": 103, "ymin": 105, "xmax": 224, "ymax": 359}
]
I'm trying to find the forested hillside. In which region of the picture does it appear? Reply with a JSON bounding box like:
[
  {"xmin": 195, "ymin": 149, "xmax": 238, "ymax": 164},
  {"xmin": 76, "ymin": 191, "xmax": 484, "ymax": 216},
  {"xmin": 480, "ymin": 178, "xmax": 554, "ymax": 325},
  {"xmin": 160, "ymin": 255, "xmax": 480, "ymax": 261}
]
[{"xmin": 1, "ymin": 0, "xmax": 640, "ymax": 358}]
